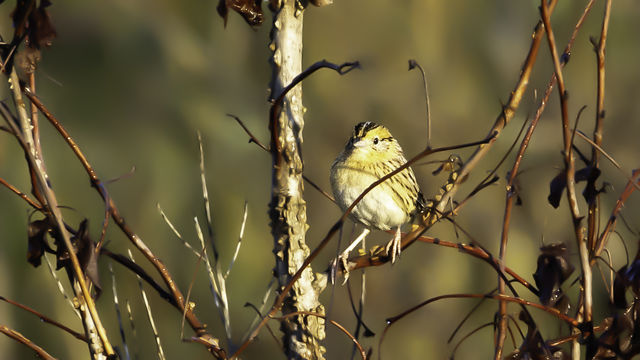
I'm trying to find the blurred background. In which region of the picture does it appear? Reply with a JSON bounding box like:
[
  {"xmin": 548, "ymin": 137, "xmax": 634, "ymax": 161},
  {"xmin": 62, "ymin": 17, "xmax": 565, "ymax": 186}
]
[{"xmin": 1, "ymin": 0, "xmax": 639, "ymax": 358}]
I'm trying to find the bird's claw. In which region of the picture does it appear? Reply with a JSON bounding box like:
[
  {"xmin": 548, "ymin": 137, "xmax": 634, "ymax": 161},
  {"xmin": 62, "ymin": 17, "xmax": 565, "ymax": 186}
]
[
  {"xmin": 330, "ymin": 252, "xmax": 351, "ymax": 285},
  {"xmin": 385, "ymin": 232, "xmax": 402, "ymax": 264}
]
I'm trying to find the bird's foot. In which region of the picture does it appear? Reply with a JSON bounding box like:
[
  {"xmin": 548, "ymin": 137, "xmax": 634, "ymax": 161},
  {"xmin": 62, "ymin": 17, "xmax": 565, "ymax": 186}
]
[
  {"xmin": 330, "ymin": 251, "xmax": 351, "ymax": 285},
  {"xmin": 385, "ymin": 229, "xmax": 402, "ymax": 264}
]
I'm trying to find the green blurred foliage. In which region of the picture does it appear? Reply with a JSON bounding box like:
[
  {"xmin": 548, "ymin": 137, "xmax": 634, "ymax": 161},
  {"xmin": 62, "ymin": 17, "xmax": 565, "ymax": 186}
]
[{"xmin": 0, "ymin": 0, "xmax": 639, "ymax": 359}]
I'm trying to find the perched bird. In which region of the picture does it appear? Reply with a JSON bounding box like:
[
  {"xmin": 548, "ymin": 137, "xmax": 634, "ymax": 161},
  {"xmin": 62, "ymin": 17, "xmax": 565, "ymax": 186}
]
[{"xmin": 330, "ymin": 121, "xmax": 426, "ymax": 273}]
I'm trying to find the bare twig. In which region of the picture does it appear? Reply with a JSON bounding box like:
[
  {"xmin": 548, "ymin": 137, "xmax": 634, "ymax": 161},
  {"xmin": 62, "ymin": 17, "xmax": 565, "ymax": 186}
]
[
  {"xmin": 587, "ymin": 0, "xmax": 612, "ymax": 252},
  {"xmin": 0, "ymin": 296, "xmax": 88, "ymax": 343},
  {"xmin": 0, "ymin": 177, "xmax": 42, "ymax": 209},
  {"xmin": 379, "ymin": 293, "xmax": 579, "ymax": 360},
  {"xmin": 22, "ymin": 87, "xmax": 225, "ymax": 358},
  {"xmin": 592, "ymin": 169, "xmax": 640, "ymax": 265},
  {"xmin": 43, "ymin": 256, "xmax": 81, "ymax": 319},
  {"xmin": 225, "ymin": 201, "xmax": 248, "ymax": 279},
  {"xmin": 541, "ymin": 0, "xmax": 591, "ymax": 325},
  {"xmin": 102, "ymin": 249, "xmax": 176, "ymax": 306},
  {"xmin": 451, "ymin": 322, "xmax": 494, "ymax": 359},
  {"xmin": 229, "ymin": 112, "xmax": 335, "ymax": 203},
  {"xmin": 197, "ymin": 131, "xmax": 217, "ymax": 260},
  {"xmin": 408, "ymin": 59, "xmax": 431, "ymax": 149},
  {"xmin": 109, "ymin": 262, "xmax": 131, "ymax": 360},
  {"xmin": 129, "ymin": 250, "xmax": 166, "ymax": 360},
  {"xmin": 5, "ymin": 70, "xmax": 114, "ymax": 356},
  {"xmin": 0, "ymin": 325, "xmax": 57, "ymax": 360},
  {"xmin": 195, "ymin": 217, "xmax": 232, "ymax": 344}
]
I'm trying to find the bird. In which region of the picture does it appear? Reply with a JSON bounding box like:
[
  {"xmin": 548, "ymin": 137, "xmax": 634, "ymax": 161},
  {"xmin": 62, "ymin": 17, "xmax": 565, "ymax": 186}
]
[{"xmin": 330, "ymin": 121, "xmax": 426, "ymax": 277}]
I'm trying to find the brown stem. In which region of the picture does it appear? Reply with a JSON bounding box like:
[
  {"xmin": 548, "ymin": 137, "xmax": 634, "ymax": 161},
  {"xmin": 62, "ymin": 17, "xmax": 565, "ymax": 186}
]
[
  {"xmin": 587, "ymin": 0, "xmax": 612, "ymax": 252},
  {"xmin": 0, "ymin": 325, "xmax": 57, "ymax": 360},
  {"xmin": 0, "ymin": 176, "xmax": 42, "ymax": 210},
  {"xmin": 540, "ymin": 0, "xmax": 592, "ymax": 343},
  {"xmin": 0, "ymin": 295, "xmax": 88, "ymax": 343},
  {"xmin": 379, "ymin": 293, "xmax": 579, "ymax": 360},
  {"xmin": 495, "ymin": 1, "xmax": 597, "ymax": 356},
  {"xmin": 6, "ymin": 70, "xmax": 114, "ymax": 357},
  {"xmin": 21, "ymin": 87, "xmax": 226, "ymax": 358}
]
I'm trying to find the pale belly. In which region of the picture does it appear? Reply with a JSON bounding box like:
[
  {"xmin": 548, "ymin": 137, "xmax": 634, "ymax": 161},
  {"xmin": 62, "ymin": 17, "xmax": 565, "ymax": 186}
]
[{"xmin": 331, "ymin": 167, "xmax": 409, "ymax": 230}]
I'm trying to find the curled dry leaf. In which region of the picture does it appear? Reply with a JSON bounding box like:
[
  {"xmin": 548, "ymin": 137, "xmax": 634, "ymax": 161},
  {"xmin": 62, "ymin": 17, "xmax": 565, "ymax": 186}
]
[
  {"xmin": 55, "ymin": 219, "xmax": 102, "ymax": 296},
  {"xmin": 547, "ymin": 167, "xmax": 604, "ymax": 209},
  {"xmin": 594, "ymin": 299, "xmax": 640, "ymax": 358},
  {"xmin": 27, "ymin": 219, "xmax": 51, "ymax": 267},
  {"xmin": 217, "ymin": 0, "xmax": 264, "ymax": 27},
  {"xmin": 504, "ymin": 311, "xmax": 568, "ymax": 359},
  {"xmin": 11, "ymin": 0, "xmax": 57, "ymax": 48},
  {"xmin": 533, "ymin": 243, "xmax": 574, "ymax": 313}
]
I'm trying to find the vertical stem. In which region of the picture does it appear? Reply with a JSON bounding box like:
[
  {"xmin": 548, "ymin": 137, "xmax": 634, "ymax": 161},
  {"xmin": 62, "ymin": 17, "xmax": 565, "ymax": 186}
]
[
  {"xmin": 269, "ymin": 1, "xmax": 326, "ymax": 359},
  {"xmin": 540, "ymin": 2, "xmax": 592, "ymax": 357},
  {"xmin": 8, "ymin": 69, "xmax": 115, "ymax": 358},
  {"xmin": 587, "ymin": 0, "xmax": 612, "ymax": 251}
]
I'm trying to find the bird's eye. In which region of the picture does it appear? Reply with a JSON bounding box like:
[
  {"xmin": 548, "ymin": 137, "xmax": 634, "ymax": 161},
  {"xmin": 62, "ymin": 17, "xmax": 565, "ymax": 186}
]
[{"xmin": 373, "ymin": 137, "xmax": 379, "ymax": 145}]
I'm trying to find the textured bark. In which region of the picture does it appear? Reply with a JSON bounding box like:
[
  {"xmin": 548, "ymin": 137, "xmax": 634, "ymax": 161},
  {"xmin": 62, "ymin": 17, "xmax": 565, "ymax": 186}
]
[{"xmin": 268, "ymin": 1, "xmax": 326, "ymax": 359}]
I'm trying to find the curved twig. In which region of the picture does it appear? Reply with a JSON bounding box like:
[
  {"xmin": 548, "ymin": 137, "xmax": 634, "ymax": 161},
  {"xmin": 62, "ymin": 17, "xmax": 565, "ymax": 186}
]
[
  {"xmin": 0, "ymin": 296, "xmax": 88, "ymax": 343},
  {"xmin": 21, "ymin": 87, "xmax": 226, "ymax": 358},
  {"xmin": 378, "ymin": 293, "xmax": 579, "ymax": 360},
  {"xmin": 0, "ymin": 325, "xmax": 57, "ymax": 360}
]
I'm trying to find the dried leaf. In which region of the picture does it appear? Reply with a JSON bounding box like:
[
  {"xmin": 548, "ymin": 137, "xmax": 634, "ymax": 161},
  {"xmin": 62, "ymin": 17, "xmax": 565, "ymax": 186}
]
[
  {"xmin": 217, "ymin": 0, "xmax": 263, "ymax": 27},
  {"xmin": 55, "ymin": 220, "xmax": 101, "ymax": 295},
  {"xmin": 11, "ymin": 0, "xmax": 56, "ymax": 48},
  {"xmin": 614, "ymin": 266, "xmax": 629, "ymax": 309},
  {"xmin": 593, "ymin": 300, "xmax": 640, "ymax": 358},
  {"xmin": 533, "ymin": 243, "xmax": 574, "ymax": 312},
  {"xmin": 547, "ymin": 171, "xmax": 565, "ymax": 208},
  {"xmin": 27, "ymin": 219, "xmax": 50, "ymax": 267},
  {"xmin": 548, "ymin": 167, "xmax": 604, "ymax": 209},
  {"xmin": 30, "ymin": 1, "xmax": 57, "ymax": 48},
  {"xmin": 75, "ymin": 220, "xmax": 102, "ymax": 296},
  {"xmin": 581, "ymin": 166, "xmax": 601, "ymax": 205},
  {"xmin": 504, "ymin": 311, "xmax": 558, "ymax": 359}
]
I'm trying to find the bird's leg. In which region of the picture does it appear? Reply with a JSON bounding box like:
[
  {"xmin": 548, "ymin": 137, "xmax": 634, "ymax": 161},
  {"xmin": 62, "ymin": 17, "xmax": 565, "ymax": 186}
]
[
  {"xmin": 385, "ymin": 226, "xmax": 402, "ymax": 263},
  {"xmin": 333, "ymin": 228, "xmax": 370, "ymax": 284}
]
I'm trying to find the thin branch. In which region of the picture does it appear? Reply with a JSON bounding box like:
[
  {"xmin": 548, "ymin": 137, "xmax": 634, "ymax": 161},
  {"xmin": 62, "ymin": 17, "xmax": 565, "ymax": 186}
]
[
  {"xmin": 451, "ymin": 322, "xmax": 494, "ymax": 359},
  {"xmin": 129, "ymin": 250, "xmax": 166, "ymax": 360},
  {"xmin": 22, "ymin": 87, "xmax": 225, "ymax": 358},
  {"xmin": 408, "ymin": 59, "xmax": 431, "ymax": 149},
  {"xmin": 496, "ymin": 116, "xmax": 540, "ymax": 359},
  {"xmin": 587, "ymin": 0, "xmax": 612, "ymax": 251},
  {"xmin": 0, "ymin": 296, "xmax": 88, "ymax": 343},
  {"xmin": 6, "ymin": 70, "xmax": 114, "ymax": 356},
  {"xmin": 379, "ymin": 293, "xmax": 579, "ymax": 360},
  {"xmin": 541, "ymin": 0, "xmax": 592, "ymax": 329},
  {"xmin": 575, "ymin": 130, "xmax": 640, "ymax": 193},
  {"xmin": 197, "ymin": 131, "xmax": 217, "ymax": 261},
  {"xmin": 102, "ymin": 249, "xmax": 177, "ymax": 307},
  {"xmin": 347, "ymin": 233, "xmax": 538, "ymax": 295},
  {"xmin": 0, "ymin": 176, "xmax": 42, "ymax": 209},
  {"xmin": 44, "ymin": 256, "xmax": 81, "ymax": 319},
  {"xmin": 0, "ymin": 325, "xmax": 57, "ymax": 360},
  {"xmin": 225, "ymin": 201, "xmax": 248, "ymax": 279},
  {"xmin": 109, "ymin": 262, "xmax": 131, "ymax": 360},
  {"xmin": 229, "ymin": 112, "xmax": 336, "ymax": 203},
  {"xmin": 592, "ymin": 169, "xmax": 640, "ymax": 265}
]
